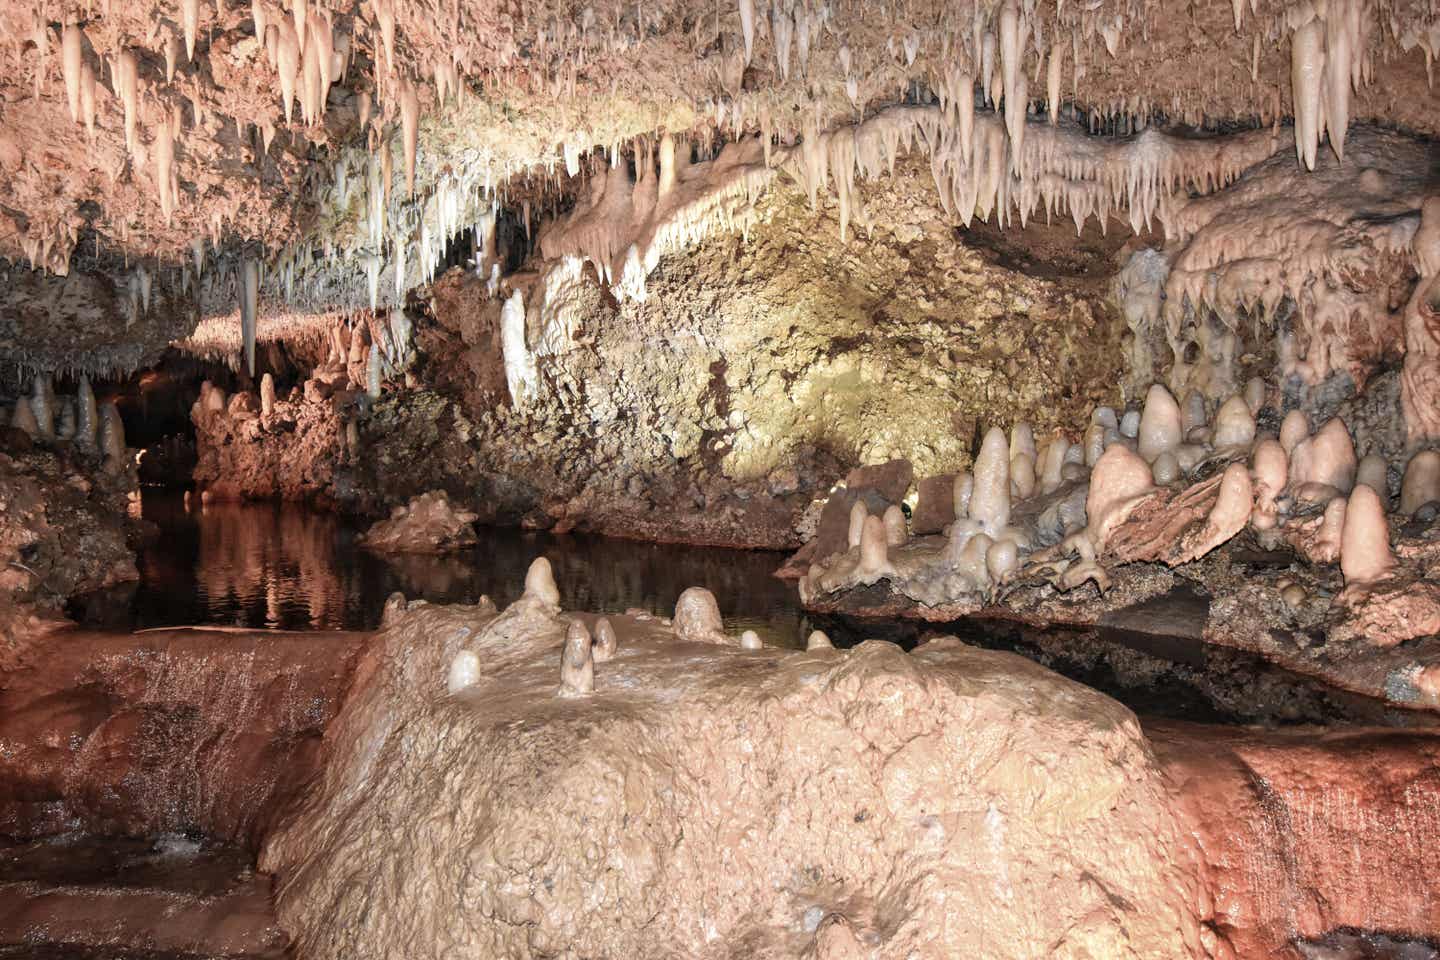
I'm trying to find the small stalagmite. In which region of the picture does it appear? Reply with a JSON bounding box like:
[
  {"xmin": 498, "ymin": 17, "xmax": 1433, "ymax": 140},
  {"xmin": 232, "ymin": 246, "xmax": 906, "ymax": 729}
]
[
  {"xmin": 847, "ymin": 500, "xmax": 868, "ymax": 548},
  {"xmin": 1010, "ymin": 453, "xmax": 1036, "ymax": 499},
  {"xmin": 524, "ymin": 556, "xmax": 561, "ymax": 608},
  {"xmin": 1280, "ymin": 409, "xmax": 1310, "ymax": 455},
  {"xmin": 1250, "ymin": 439, "xmax": 1288, "ymax": 531},
  {"xmin": 1401, "ymin": 451, "xmax": 1440, "ymax": 515},
  {"xmin": 1137, "ymin": 383, "xmax": 1182, "ymax": 462},
  {"xmin": 1355, "ymin": 454, "xmax": 1388, "ymax": 499},
  {"xmin": 1291, "ymin": 417, "xmax": 1357, "ymax": 495},
  {"xmin": 858, "ymin": 515, "xmax": 890, "ymax": 576},
  {"xmin": 971, "ymin": 427, "xmax": 1011, "ymax": 537},
  {"xmin": 1038, "ymin": 439, "xmax": 1068, "ymax": 495},
  {"xmin": 1340, "ymin": 484, "xmax": 1396, "ymax": 585},
  {"xmin": 739, "ymin": 630, "xmax": 763, "ymax": 650},
  {"xmin": 260, "ymin": 372, "xmax": 276, "ymax": 416},
  {"xmin": 76, "ymin": 375, "xmax": 96, "ymax": 448},
  {"xmin": 1212, "ymin": 395, "xmax": 1255, "ymax": 449},
  {"xmin": 558, "ymin": 620, "xmax": 594, "ymax": 698},
  {"xmin": 986, "ymin": 538, "xmax": 1018, "ymax": 583},
  {"xmin": 592, "ymin": 616, "xmax": 618, "ymax": 662},
  {"xmin": 881, "ymin": 504, "xmax": 906, "ymax": 547},
  {"xmin": 805, "ymin": 629, "xmax": 833, "ymax": 651},
  {"xmin": 30, "ymin": 374, "xmax": 53, "ymax": 440},
  {"xmin": 99, "ymin": 403, "xmax": 126, "ymax": 471},
  {"xmin": 674, "ymin": 586, "xmax": 726, "ymax": 643},
  {"xmin": 1086, "ymin": 444, "xmax": 1154, "ymax": 551},
  {"xmin": 952, "ymin": 471, "xmax": 974, "ymax": 518},
  {"xmin": 1313, "ymin": 496, "xmax": 1347, "ymax": 564}
]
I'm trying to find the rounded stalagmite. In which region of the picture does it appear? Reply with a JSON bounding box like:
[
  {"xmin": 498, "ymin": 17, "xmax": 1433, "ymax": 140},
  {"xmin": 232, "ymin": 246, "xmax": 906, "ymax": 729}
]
[
  {"xmin": 558, "ymin": 620, "xmax": 594, "ymax": 697},
  {"xmin": 806, "ymin": 629, "xmax": 833, "ymax": 651},
  {"xmin": 674, "ymin": 586, "xmax": 725, "ymax": 642},
  {"xmin": 592, "ymin": 616, "xmax": 618, "ymax": 662},
  {"xmin": 524, "ymin": 557, "xmax": 561, "ymax": 607}
]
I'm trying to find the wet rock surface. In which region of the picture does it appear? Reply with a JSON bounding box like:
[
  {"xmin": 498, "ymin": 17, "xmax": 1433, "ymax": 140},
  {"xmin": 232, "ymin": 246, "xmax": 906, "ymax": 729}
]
[{"xmin": 263, "ymin": 597, "xmax": 1202, "ymax": 959}]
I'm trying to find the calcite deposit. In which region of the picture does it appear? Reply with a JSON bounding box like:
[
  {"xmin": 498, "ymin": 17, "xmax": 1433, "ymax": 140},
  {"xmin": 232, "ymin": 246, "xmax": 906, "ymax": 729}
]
[{"xmin": 356, "ymin": 489, "xmax": 478, "ymax": 554}]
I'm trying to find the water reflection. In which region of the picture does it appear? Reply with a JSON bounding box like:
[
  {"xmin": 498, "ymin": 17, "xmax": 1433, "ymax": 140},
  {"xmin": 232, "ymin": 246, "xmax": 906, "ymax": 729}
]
[{"xmin": 73, "ymin": 492, "xmax": 810, "ymax": 645}]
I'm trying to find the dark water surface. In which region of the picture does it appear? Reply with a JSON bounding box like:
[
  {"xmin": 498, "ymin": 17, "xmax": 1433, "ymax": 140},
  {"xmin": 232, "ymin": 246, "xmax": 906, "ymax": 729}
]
[{"xmin": 71, "ymin": 491, "xmax": 812, "ymax": 645}]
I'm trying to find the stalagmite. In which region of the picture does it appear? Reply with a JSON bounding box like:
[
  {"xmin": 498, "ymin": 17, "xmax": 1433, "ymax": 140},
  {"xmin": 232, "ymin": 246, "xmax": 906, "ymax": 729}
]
[
  {"xmin": 240, "ymin": 258, "xmax": 259, "ymax": 376},
  {"xmin": 1179, "ymin": 463, "xmax": 1253, "ymax": 562},
  {"xmin": 847, "ymin": 500, "xmax": 868, "ymax": 547},
  {"xmin": 739, "ymin": 630, "xmax": 763, "ymax": 650},
  {"xmin": 1314, "ymin": 496, "xmax": 1347, "ymax": 564},
  {"xmin": 1340, "ymin": 485, "xmax": 1395, "ymax": 585},
  {"xmin": 1401, "ymin": 451, "xmax": 1440, "ymax": 515},
  {"xmin": 986, "ymin": 539, "xmax": 1018, "ymax": 583},
  {"xmin": 400, "ymin": 78, "xmax": 420, "ymax": 197},
  {"xmin": 1291, "ymin": 418, "xmax": 1357, "ymax": 495},
  {"xmin": 1244, "ymin": 377, "xmax": 1267, "ymax": 415},
  {"xmin": 558, "ymin": 620, "xmax": 594, "ymax": 697},
  {"xmin": 952, "ymin": 472, "xmax": 974, "ymax": 518},
  {"xmin": 1010, "ymin": 423, "xmax": 1036, "ymax": 463},
  {"xmin": 1038, "ymin": 439, "xmax": 1068, "ymax": 494},
  {"xmin": 1137, "ymin": 384, "xmax": 1182, "ymax": 463},
  {"xmin": 858, "ymin": 515, "xmax": 891, "ymax": 576},
  {"xmin": 1086, "ymin": 444, "xmax": 1154, "ymax": 551},
  {"xmin": 1280, "ymin": 410, "xmax": 1310, "ymax": 455},
  {"xmin": 1251, "ymin": 439, "xmax": 1288, "ymax": 531},
  {"xmin": 1356, "ymin": 455, "xmax": 1388, "ymax": 499},
  {"xmin": 62, "ymin": 23, "xmax": 82, "ymax": 123},
  {"xmin": 971, "ymin": 427, "xmax": 1011, "ymax": 537},
  {"xmin": 76, "ymin": 376, "xmax": 96, "ymax": 449},
  {"xmin": 592, "ymin": 617, "xmax": 618, "ymax": 662},
  {"xmin": 447, "ymin": 650, "xmax": 480, "ymax": 693},
  {"xmin": 1291, "ymin": 18, "xmax": 1325, "ymax": 171},
  {"xmin": 99, "ymin": 403, "xmax": 125, "ymax": 470},
  {"xmin": 260, "ymin": 373, "xmax": 276, "ymax": 416},
  {"xmin": 1083, "ymin": 425, "xmax": 1106, "ymax": 467},
  {"xmin": 30, "ymin": 374, "xmax": 53, "ymax": 440},
  {"xmin": 366, "ymin": 345, "xmax": 382, "ymax": 398},
  {"xmin": 674, "ymin": 586, "xmax": 726, "ymax": 643},
  {"xmin": 806, "ymin": 630, "xmax": 833, "ymax": 651},
  {"xmin": 56, "ymin": 400, "xmax": 75, "ymax": 441},
  {"xmin": 1151, "ymin": 452, "xmax": 1180, "ymax": 485},
  {"xmin": 1212, "ymin": 395, "xmax": 1255, "ymax": 449},
  {"xmin": 523, "ymin": 557, "xmax": 561, "ymax": 608},
  {"xmin": 1010, "ymin": 453, "xmax": 1036, "ymax": 499},
  {"xmin": 882, "ymin": 504, "xmax": 907, "ymax": 546}
]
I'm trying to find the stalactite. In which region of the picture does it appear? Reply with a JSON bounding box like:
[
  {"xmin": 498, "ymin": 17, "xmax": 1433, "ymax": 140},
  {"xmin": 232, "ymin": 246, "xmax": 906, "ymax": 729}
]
[{"xmin": 240, "ymin": 257, "xmax": 259, "ymax": 376}]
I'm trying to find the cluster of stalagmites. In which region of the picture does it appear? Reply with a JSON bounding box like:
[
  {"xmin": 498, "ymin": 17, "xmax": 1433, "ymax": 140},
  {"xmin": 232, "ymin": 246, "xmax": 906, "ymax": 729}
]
[
  {"xmin": 0, "ymin": 372, "xmax": 129, "ymax": 474},
  {"xmin": 445, "ymin": 558, "xmax": 788, "ymax": 699},
  {"xmin": 801, "ymin": 377, "xmax": 1438, "ymax": 647}
]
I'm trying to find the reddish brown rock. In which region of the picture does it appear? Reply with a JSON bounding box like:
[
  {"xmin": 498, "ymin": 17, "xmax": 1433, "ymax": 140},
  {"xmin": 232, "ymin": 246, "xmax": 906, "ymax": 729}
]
[{"xmin": 910, "ymin": 473, "xmax": 957, "ymax": 535}]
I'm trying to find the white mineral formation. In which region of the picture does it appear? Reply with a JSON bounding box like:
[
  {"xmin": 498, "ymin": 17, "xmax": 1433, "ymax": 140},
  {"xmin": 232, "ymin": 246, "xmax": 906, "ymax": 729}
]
[
  {"xmin": 805, "ymin": 629, "xmax": 833, "ymax": 651},
  {"xmin": 1010, "ymin": 422, "xmax": 1036, "ymax": 463},
  {"xmin": 1038, "ymin": 439, "xmax": 1068, "ymax": 495},
  {"xmin": 1083, "ymin": 424, "xmax": 1106, "ymax": 466},
  {"xmin": 674, "ymin": 586, "xmax": 727, "ymax": 644},
  {"xmin": 62, "ymin": 23, "xmax": 82, "ymax": 122},
  {"xmin": 1401, "ymin": 451, "xmax": 1440, "ymax": 515},
  {"xmin": 523, "ymin": 556, "xmax": 561, "ymax": 609},
  {"xmin": 558, "ymin": 620, "xmax": 594, "ymax": 697},
  {"xmin": 1280, "ymin": 410, "xmax": 1310, "ymax": 455},
  {"xmin": 592, "ymin": 616, "xmax": 618, "ymax": 662},
  {"xmin": 1251, "ymin": 439, "xmax": 1288, "ymax": 531},
  {"xmin": 970, "ymin": 427, "xmax": 1011, "ymax": 537},
  {"xmin": 858, "ymin": 515, "xmax": 892, "ymax": 577},
  {"xmin": 952, "ymin": 472, "xmax": 974, "ymax": 518},
  {"xmin": 260, "ymin": 373, "xmax": 276, "ymax": 416},
  {"xmin": 1151, "ymin": 452, "xmax": 1180, "ymax": 485},
  {"xmin": 1313, "ymin": 496, "xmax": 1347, "ymax": 564},
  {"xmin": 1010, "ymin": 454, "xmax": 1036, "ymax": 499},
  {"xmin": 1086, "ymin": 444, "xmax": 1154, "ymax": 551},
  {"xmin": 882, "ymin": 504, "xmax": 907, "ymax": 546},
  {"xmin": 1137, "ymin": 384, "xmax": 1182, "ymax": 462},
  {"xmin": 986, "ymin": 538, "xmax": 1018, "ymax": 583},
  {"xmin": 846, "ymin": 500, "xmax": 868, "ymax": 548},
  {"xmin": 447, "ymin": 650, "xmax": 480, "ymax": 693},
  {"xmin": 500, "ymin": 291, "xmax": 538, "ymax": 405},
  {"xmin": 1178, "ymin": 463, "xmax": 1253, "ymax": 562},
  {"xmin": 366, "ymin": 345, "xmax": 382, "ymax": 399},
  {"xmin": 1120, "ymin": 409, "xmax": 1141, "ymax": 440},
  {"xmin": 739, "ymin": 629, "xmax": 763, "ymax": 650},
  {"xmin": 1212, "ymin": 395, "xmax": 1256, "ymax": 449},
  {"xmin": 1291, "ymin": 417, "xmax": 1357, "ymax": 496},
  {"xmin": 955, "ymin": 532, "xmax": 994, "ymax": 590},
  {"xmin": 1340, "ymin": 484, "xmax": 1396, "ymax": 585}
]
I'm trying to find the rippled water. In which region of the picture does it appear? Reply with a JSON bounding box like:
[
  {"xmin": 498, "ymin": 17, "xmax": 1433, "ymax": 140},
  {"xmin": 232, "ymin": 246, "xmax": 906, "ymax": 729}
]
[{"xmin": 71, "ymin": 491, "xmax": 812, "ymax": 645}]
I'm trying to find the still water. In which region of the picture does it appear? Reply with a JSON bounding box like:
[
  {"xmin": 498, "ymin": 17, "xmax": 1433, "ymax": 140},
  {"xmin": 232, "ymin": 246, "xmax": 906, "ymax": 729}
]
[{"xmin": 71, "ymin": 491, "xmax": 811, "ymax": 645}]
